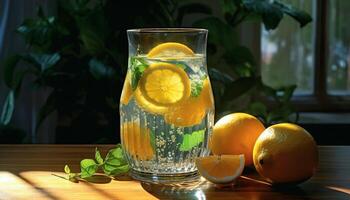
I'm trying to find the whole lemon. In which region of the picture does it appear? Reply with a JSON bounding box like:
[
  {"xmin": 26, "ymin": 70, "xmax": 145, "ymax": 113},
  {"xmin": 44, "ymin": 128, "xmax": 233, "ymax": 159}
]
[
  {"xmin": 210, "ymin": 113, "xmax": 265, "ymax": 166},
  {"xmin": 253, "ymin": 123, "xmax": 318, "ymax": 184}
]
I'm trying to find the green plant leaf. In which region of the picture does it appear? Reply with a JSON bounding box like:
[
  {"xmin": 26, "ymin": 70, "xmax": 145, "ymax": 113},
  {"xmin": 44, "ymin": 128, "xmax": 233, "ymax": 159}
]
[
  {"xmin": 220, "ymin": 0, "xmax": 237, "ymax": 17},
  {"xmin": 89, "ymin": 58, "xmax": 115, "ymax": 80},
  {"xmin": 12, "ymin": 69, "xmax": 33, "ymax": 98},
  {"xmin": 103, "ymin": 163, "xmax": 129, "ymax": 176},
  {"xmin": 3, "ymin": 55, "xmax": 21, "ymax": 88},
  {"xmin": 242, "ymin": 0, "xmax": 283, "ymax": 30},
  {"xmin": 276, "ymin": 85, "xmax": 297, "ymax": 102},
  {"xmin": 80, "ymin": 159, "xmax": 98, "ymax": 178},
  {"xmin": 180, "ymin": 129, "xmax": 206, "ymax": 151},
  {"xmin": 266, "ymin": 103, "xmax": 295, "ymax": 125},
  {"xmin": 102, "ymin": 145, "xmax": 129, "ymax": 176},
  {"xmin": 80, "ymin": 30, "xmax": 105, "ymax": 54},
  {"xmin": 76, "ymin": 8, "xmax": 108, "ymax": 54},
  {"xmin": 64, "ymin": 165, "xmax": 71, "ymax": 174},
  {"xmin": 0, "ymin": 91, "xmax": 15, "ymax": 125},
  {"xmin": 193, "ymin": 17, "xmax": 237, "ymax": 52},
  {"xmin": 28, "ymin": 53, "xmax": 60, "ymax": 72},
  {"xmin": 95, "ymin": 148, "xmax": 104, "ymax": 164},
  {"xmin": 130, "ymin": 57, "xmax": 148, "ymax": 90},
  {"xmin": 16, "ymin": 16, "xmax": 56, "ymax": 46},
  {"xmin": 208, "ymin": 68, "xmax": 233, "ymax": 84},
  {"xmin": 274, "ymin": 1, "xmax": 312, "ymax": 27},
  {"xmin": 222, "ymin": 77, "xmax": 256, "ymax": 101},
  {"xmin": 177, "ymin": 3, "xmax": 212, "ymax": 24},
  {"xmin": 247, "ymin": 102, "xmax": 268, "ymax": 118},
  {"xmin": 224, "ymin": 46, "xmax": 256, "ymax": 67},
  {"xmin": 35, "ymin": 91, "xmax": 56, "ymax": 133}
]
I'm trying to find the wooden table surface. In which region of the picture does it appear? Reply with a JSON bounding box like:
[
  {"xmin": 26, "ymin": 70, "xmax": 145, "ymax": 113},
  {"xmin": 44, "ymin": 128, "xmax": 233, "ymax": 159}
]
[{"xmin": 0, "ymin": 145, "xmax": 349, "ymax": 200}]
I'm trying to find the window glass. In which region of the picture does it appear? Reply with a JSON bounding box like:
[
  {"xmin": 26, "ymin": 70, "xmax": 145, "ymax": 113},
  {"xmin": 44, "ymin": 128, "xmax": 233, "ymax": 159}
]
[
  {"xmin": 327, "ymin": 0, "xmax": 350, "ymax": 95},
  {"xmin": 261, "ymin": 0, "xmax": 315, "ymax": 95}
]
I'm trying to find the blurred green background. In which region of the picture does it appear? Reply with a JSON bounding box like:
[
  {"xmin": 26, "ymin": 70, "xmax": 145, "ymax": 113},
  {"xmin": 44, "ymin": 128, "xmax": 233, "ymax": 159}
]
[{"xmin": 1, "ymin": 0, "xmax": 349, "ymax": 145}]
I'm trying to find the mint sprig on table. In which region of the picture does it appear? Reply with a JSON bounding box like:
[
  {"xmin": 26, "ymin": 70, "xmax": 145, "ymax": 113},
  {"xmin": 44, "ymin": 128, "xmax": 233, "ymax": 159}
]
[{"xmin": 63, "ymin": 144, "xmax": 129, "ymax": 182}]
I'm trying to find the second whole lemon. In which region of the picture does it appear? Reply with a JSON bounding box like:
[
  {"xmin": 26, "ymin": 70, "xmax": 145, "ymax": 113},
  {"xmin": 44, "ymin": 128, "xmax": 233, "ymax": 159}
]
[
  {"xmin": 210, "ymin": 113, "xmax": 265, "ymax": 166},
  {"xmin": 253, "ymin": 123, "xmax": 318, "ymax": 185}
]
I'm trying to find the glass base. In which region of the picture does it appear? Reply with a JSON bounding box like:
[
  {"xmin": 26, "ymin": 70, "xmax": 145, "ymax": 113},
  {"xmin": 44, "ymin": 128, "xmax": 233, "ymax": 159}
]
[{"xmin": 130, "ymin": 169, "xmax": 200, "ymax": 184}]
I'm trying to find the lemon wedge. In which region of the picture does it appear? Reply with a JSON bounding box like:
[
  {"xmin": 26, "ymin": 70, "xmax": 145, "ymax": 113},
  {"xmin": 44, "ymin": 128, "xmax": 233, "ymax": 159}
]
[{"xmin": 196, "ymin": 155, "xmax": 245, "ymax": 184}]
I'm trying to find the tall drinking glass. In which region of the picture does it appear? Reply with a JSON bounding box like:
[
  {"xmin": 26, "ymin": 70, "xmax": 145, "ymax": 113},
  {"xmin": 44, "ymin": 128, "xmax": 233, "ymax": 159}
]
[{"xmin": 120, "ymin": 28, "xmax": 214, "ymax": 183}]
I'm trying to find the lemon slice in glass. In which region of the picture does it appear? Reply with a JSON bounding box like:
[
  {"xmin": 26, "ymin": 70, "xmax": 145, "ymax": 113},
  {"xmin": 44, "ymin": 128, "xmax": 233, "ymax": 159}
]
[
  {"xmin": 137, "ymin": 62, "xmax": 191, "ymax": 108},
  {"xmin": 147, "ymin": 42, "xmax": 194, "ymax": 58},
  {"xmin": 120, "ymin": 72, "xmax": 133, "ymax": 105},
  {"xmin": 164, "ymin": 78, "xmax": 214, "ymax": 127}
]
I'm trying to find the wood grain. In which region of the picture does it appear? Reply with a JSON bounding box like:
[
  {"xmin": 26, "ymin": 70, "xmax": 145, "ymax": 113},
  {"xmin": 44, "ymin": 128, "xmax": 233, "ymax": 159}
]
[{"xmin": 0, "ymin": 145, "xmax": 349, "ymax": 200}]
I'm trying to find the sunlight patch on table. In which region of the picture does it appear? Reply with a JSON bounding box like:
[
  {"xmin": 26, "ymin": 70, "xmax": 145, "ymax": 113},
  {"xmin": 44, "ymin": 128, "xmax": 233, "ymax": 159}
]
[
  {"xmin": 327, "ymin": 185, "xmax": 350, "ymax": 195},
  {"xmin": 19, "ymin": 171, "xmax": 157, "ymax": 200},
  {"xmin": 0, "ymin": 171, "xmax": 50, "ymax": 199}
]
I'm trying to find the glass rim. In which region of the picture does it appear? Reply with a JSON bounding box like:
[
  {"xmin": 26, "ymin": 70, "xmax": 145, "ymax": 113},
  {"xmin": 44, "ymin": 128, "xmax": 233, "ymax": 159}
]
[{"xmin": 127, "ymin": 28, "xmax": 208, "ymax": 33}]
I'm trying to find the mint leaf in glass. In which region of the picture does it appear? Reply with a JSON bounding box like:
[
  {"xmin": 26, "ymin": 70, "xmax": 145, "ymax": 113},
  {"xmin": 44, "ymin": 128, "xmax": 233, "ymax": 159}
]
[
  {"xmin": 130, "ymin": 57, "xmax": 148, "ymax": 90},
  {"xmin": 80, "ymin": 159, "xmax": 99, "ymax": 178},
  {"xmin": 190, "ymin": 74, "xmax": 207, "ymax": 97},
  {"xmin": 180, "ymin": 129, "xmax": 206, "ymax": 151}
]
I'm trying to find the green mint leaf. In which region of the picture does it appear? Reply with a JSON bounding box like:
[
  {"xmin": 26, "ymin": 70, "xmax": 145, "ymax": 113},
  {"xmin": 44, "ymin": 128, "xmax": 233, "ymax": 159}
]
[
  {"xmin": 190, "ymin": 75, "xmax": 207, "ymax": 97},
  {"xmin": 89, "ymin": 58, "xmax": 115, "ymax": 80},
  {"xmin": 102, "ymin": 145, "xmax": 129, "ymax": 176},
  {"xmin": 80, "ymin": 159, "xmax": 98, "ymax": 178},
  {"xmin": 130, "ymin": 57, "xmax": 148, "ymax": 90},
  {"xmin": 180, "ymin": 129, "xmax": 206, "ymax": 151},
  {"xmin": 64, "ymin": 165, "xmax": 71, "ymax": 174},
  {"xmin": 108, "ymin": 165, "xmax": 130, "ymax": 176},
  {"xmin": 103, "ymin": 163, "xmax": 129, "ymax": 176},
  {"xmin": 95, "ymin": 148, "xmax": 104, "ymax": 164},
  {"xmin": 191, "ymin": 78, "xmax": 204, "ymax": 97}
]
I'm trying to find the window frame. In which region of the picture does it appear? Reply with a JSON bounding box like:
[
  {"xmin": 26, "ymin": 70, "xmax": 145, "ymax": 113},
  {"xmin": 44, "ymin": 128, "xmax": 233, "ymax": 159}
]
[{"xmin": 259, "ymin": 0, "xmax": 350, "ymax": 112}]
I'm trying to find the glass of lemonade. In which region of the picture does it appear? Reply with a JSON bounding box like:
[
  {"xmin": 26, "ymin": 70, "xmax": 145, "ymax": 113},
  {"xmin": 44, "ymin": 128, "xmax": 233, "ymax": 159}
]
[{"xmin": 120, "ymin": 28, "xmax": 214, "ymax": 183}]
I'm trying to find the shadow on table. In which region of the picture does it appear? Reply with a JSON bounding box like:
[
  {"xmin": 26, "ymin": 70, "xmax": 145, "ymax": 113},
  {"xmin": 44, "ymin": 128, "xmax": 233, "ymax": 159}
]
[
  {"xmin": 140, "ymin": 175, "xmax": 324, "ymax": 200},
  {"xmin": 141, "ymin": 178, "xmax": 210, "ymax": 200}
]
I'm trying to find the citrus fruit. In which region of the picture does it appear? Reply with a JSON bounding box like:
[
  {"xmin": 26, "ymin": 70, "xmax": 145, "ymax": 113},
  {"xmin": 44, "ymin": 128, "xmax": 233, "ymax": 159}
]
[
  {"xmin": 253, "ymin": 123, "xmax": 318, "ymax": 184},
  {"xmin": 134, "ymin": 62, "xmax": 191, "ymax": 114},
  {"xmin": 134, "ymin": 88, "xmax": 168, "ymax": 114},
  {"xmin": 120, "ymin": 72, "xmax": 133, "ymax": 105},
  {"xmin": 196, "ymin": 155, "xmax": 245, "ymax": 184},
  {"xmin": 164, "ymin": 78, "xmax": 214, "ymax": 127},
  {"xmin": 139, "ymin": 62, "xmax": 191, "ymax": 106},
  {"xmin": 147, "ymin": 42, "xmax": 194, "ymax": 58},
  {"xmin": 210, "ymin": 113, "xmax": 265, "ymax": 166},
  {"xmin": 122, "ymin": 121, "xmax": 154, "ymax": 160}
]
